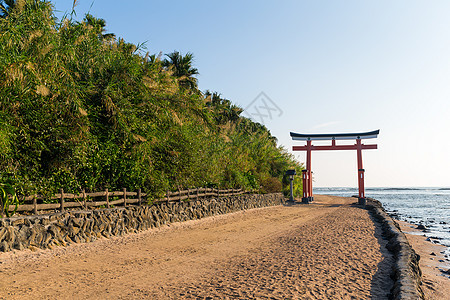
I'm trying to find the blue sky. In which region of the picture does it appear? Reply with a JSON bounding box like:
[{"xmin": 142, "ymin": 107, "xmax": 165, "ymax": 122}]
[{"xmin": 52, "ymin": 1, "xmax": 450, "ymax": 187}]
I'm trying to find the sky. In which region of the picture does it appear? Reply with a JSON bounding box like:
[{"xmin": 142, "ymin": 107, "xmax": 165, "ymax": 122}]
[{"xmin": 51, "ymin": 0, "xmax": 450, "ymax": 188}]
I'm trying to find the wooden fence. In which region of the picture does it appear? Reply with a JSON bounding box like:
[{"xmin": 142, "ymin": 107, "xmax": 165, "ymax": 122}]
[{"xmin": 6, "ymin": 188, "xmax": 245, "ymax": 214}]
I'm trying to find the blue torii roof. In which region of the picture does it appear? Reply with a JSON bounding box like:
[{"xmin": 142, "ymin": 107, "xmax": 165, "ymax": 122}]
[{"xmin": 290, "ymin": 129, "xmax": 380, "ymax": 141}]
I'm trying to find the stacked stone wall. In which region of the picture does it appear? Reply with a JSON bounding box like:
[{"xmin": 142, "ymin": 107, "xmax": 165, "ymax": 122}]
[{"xmin": 0, "ymin": 193, "xmax": 284, "ymax": 252}]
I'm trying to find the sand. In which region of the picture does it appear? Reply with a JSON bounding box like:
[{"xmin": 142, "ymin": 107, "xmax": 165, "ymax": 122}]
[
  {"xmin": 1, "ymin": 195, "xmax": 395, "ymax": 299},
  {"xmin": 397, "ymin": 221, "xmax": 450, "ymax": 300}
]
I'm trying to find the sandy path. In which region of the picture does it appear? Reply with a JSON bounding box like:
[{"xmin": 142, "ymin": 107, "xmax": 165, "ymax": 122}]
[{"xmin": 0, "ymin": 195, "xmax": 393, "ymax": 299}]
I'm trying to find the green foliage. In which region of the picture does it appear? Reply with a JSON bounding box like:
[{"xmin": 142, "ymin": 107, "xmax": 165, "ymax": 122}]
[
  {"xmin": 0, "ymin": 183, "xmax": 19, "ymax": 217},
  {"xmin": 0, "ymin": 0, "xmax": 303, "ymax": 204},
  {"xmin": 163, "ymin": 51, "xmax": 199, "ymax": 90},
  {"xmin": 261, "ymin": 177, "xmax": 282, "ymax": 194}
]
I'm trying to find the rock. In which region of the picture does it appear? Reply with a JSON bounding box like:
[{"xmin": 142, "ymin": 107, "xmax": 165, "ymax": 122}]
[
  {"xmin": 28, "ymin": 245, "xmax": 39, "ymax": 252},
  {"xmin": 42, "ymin": 232, "xmax": 52, "ymax": 247},
  {"xmin": 0, "ymin": 227, "xmax": 7, "ymax": 241},
  {"xmin": 416, "ymin": 224, "xmax": 427, "ymax": 230},
  {"xmin": 0, "ymin": 241, "xmax": 9, "ymax": 252},
  {"xmin": 430, "ymin": 252, "xmax": 436, "ymax": 256},
  {"xmin": 0, "ymin": 193, "xmax": 285, "ymax": 253},
  {"xmin": 71, "ymin": 218, "xmax": 83, "ymax": 228},
  {"xmin": 49, "ymin": 214, "xmax": 59, "ymax": 221},
  {"xmin": 24, "ymin": 218, "xmax": 32, "ymax": 227},
  {"xmin": 6, "ymin": 226, "xmax": 15, "ymax": 243},
  {"xmin": 13, "ymin": 240, "xmax": 24, "ymax": 251},
  {"xmin": 11, "ymin": 218, "xmax": 24, "ymax": 226},
  {"xmin": 68, "ymin": 224, "xmax": 80, "ymax": 236}
]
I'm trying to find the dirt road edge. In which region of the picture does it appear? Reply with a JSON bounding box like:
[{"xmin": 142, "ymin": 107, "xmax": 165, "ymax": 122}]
[{"xmin": 366, "ymin": 198, "xmax": 425, "ymax": 300}]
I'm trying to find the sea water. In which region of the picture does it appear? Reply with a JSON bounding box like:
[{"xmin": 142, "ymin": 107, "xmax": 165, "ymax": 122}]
[{"xmin": 314, "ymin": 187, "xmax": 450, "ymax": 259}]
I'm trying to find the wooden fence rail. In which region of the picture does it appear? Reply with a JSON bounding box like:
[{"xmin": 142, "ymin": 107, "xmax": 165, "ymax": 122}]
[{"xmin": 6, "ymin": 187, "xmax": 245, "ymax": 214}]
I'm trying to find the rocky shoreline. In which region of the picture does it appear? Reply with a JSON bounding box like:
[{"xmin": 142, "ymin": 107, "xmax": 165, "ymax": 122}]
[{"xmin": 366, "ymin": 198, "xmax": 425, "ymax": 299}]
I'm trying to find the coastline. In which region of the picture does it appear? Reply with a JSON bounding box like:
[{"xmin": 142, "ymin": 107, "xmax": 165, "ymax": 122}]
[
  {"xmin": 315, "ymin": 186, "xmax": 450, "ymax": 260},
  {"xmin": 397, "ymin": 220, "xmax": 450, "ymax": 300}
]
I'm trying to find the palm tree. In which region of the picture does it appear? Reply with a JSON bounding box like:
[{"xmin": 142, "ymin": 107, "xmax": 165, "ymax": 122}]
[
  {"xmin": 204, "ymin": 91, "xmax": 243, "ymax": 124},
  {"xmin": 163, "ymin": 51, "xmax": 199, "ymax": 90},
  {"xmin": 84, "ymin": 13, "xmax": 115, "ymax": 41}
]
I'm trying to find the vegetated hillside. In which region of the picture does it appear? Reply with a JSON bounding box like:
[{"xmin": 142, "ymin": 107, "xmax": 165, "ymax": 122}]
[{"xmin": 0, "ymin": 0, "xmax": 303, "ymax": 201}]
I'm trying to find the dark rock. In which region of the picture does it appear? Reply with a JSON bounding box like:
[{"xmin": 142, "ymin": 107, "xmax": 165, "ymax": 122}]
[
  {"xmin": 1, "ymin": 241, "xmax": 10, "ymax": 252},
  {"xmin": 0, "ymin": 227, "xmax": 7, "ymax": 241},
  {"xmin": 71, "ymin": 217, "xmax": 83, "ymax": 228},
  {"xmin": 41, "ymin": 232, "xmax": 52, "ymax": 247},
  {"xmin": 416, "ymin": 224, "xmax": 427, "ymax": 230},
  {"xmin": 430, "ymin": 252, "xmax": 436, "ymax": 256}
]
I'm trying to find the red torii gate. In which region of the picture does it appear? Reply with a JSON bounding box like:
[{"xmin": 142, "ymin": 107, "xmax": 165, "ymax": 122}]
[{"xmin": 290, "ymin": 130, "xmax": 379, "ymax": 205}]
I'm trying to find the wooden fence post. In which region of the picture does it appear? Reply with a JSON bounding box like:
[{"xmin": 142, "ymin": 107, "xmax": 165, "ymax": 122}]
[
  {"xmin": 123, "ymin": 188, "xmax": 127, "ymax": 207},
  {"xmin": 196, "ymin": 188, "xmax": 199, "ymax": 201},
  {"xmin": 166, "ymin": 190, "xmax": 170, "ymax": 202},
  {"xmin": 33, "ymin": 195, "xmax": 38, "ymax": 215},
  {"xmin": 60, "ymin": 188, "xmax": 65, "ymax": 212},
  {"xmin": 106, "ymin": 188, "xmax": 110, "ymax": 208},
  {"xmin": 82, "ymin": 189, "xmax": 87, "ymax": 210},
  {"xmin": 138, "ymin": 188, "xmax": 142, "ymax": 206}
]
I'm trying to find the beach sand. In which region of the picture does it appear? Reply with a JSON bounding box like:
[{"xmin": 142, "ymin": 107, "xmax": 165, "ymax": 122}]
[
  {"xmin": 398, "ymin": 221, "xmax": 450, "ymax": 300},
  {"xmin": 1, "ymin": 195, "xmax": 396, "ymax": 299}
]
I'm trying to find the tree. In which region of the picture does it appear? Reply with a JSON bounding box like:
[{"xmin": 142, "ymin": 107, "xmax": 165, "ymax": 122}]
[
  {"xmin": 204, "ymin": 91, "xmax": 243, "ymax": 124},
  {"xmin": 84, "ymin": 13, "xmax": 115, "ymax": 41},
  {"xmin": 0, "ymin": 0, "xmax": 15, "ymax": 18},
  {"xmin": 163, "ymin": 51, "xmax": 199, "ymax": 90}
]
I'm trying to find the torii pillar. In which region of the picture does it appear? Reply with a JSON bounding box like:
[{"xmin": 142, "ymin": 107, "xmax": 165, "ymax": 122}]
[{"xmin": 291, "ymin": 130, "xmax": 379, "ymax": 205}]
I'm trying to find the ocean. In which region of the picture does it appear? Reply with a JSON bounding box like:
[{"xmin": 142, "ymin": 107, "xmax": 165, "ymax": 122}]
[{"xmin": 314, "ymin": 187, "xmax": 450, "ymax": 259}]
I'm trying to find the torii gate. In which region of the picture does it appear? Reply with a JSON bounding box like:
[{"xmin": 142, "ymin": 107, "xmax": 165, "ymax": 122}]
[{"xmin": 290, "ymin": 130, "xmax": 379, "ymax": 205}]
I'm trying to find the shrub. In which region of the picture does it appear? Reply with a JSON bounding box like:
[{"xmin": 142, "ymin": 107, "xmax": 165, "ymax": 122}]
[{"xmin": 261, "ymin": 177, "xmax": 282, "ymax": 194}]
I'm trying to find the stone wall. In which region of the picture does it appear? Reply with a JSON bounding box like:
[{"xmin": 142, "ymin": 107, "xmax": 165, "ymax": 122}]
[
  {"xmin": 0, "ymin": 193, "xmax": 285, "ymax": 252},
  {"xmin": 367, "ymin": 198, "xmax": 424, "ymax": 300}
]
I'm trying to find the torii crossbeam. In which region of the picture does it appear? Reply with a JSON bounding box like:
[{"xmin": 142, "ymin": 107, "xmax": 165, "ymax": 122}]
[{"xmin": 290, "ymin": 130, "xmax": 379, "ymax": 205}]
